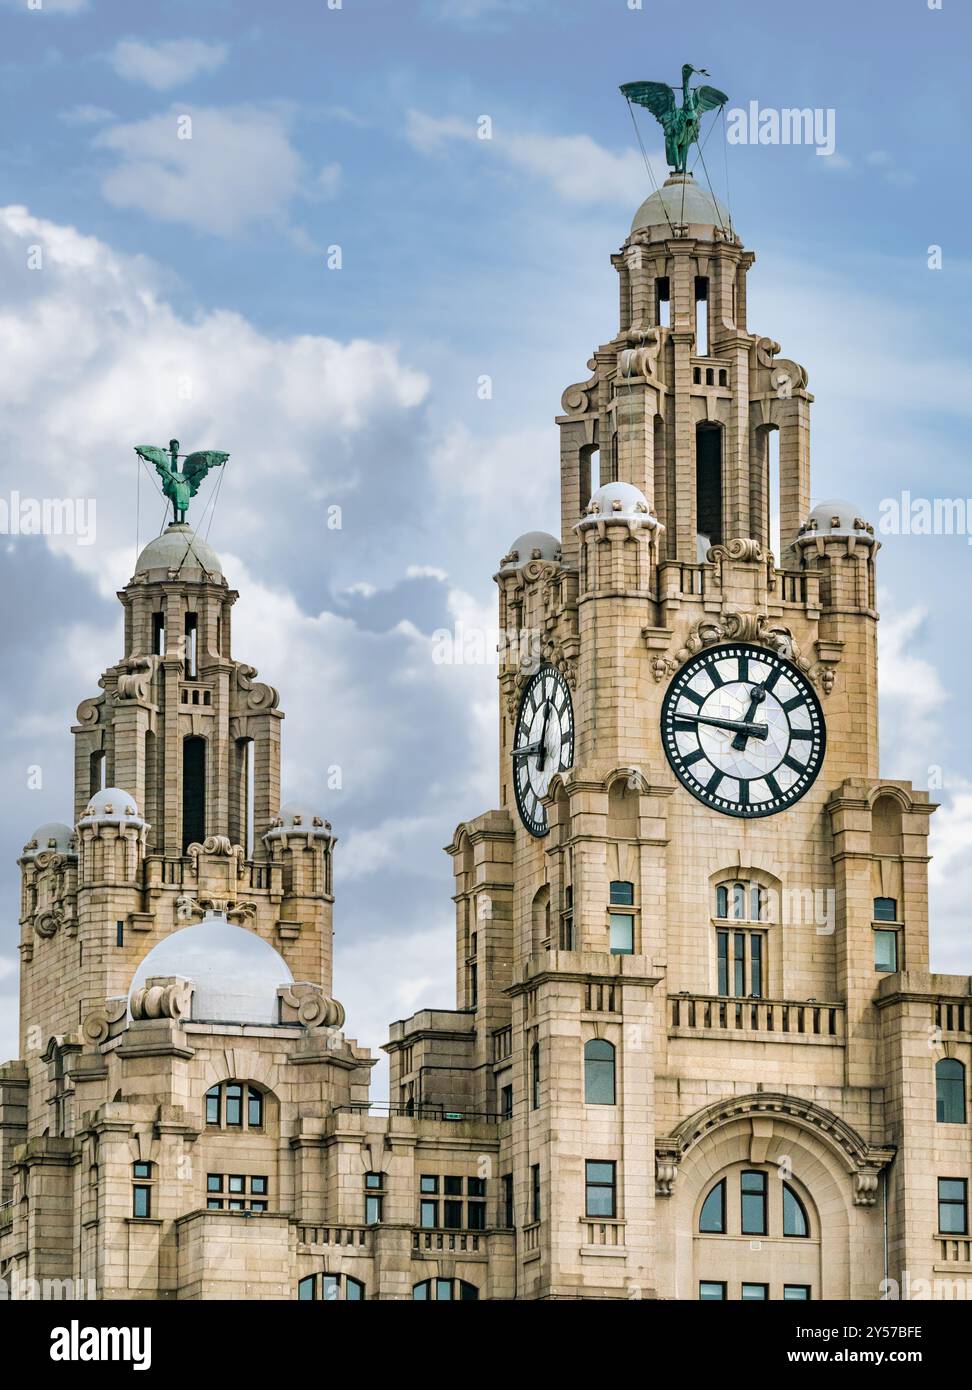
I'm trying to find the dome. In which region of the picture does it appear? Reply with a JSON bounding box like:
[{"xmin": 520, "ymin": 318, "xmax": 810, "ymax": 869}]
[
  {"xmin": 265, "ymin": 802, "xmax": 332, "ymax": 839},
  {"xmin": 129, "ymin": 917, "xmax": 293, "ymax": 1025},
  {"xmin": 23, "ymin": 821, "xmax": 75, "ymax": 858},
  {"xmin": 498, "ymin": 531, "xmax": 561, "ymax": 574},
  {"xmin": 79, "ymin": 787, "xmax": 144, "ymax": 827},
  {"xmin": 576, "ymin": 481, "xmax": 660, "ymax": 534},
  {"xmin": 631, "ymin": 172, "xmax": 732, "ymax": 237},
  {"xmin": 134, "ymin": 523, "xmax": 222, "ymax": 579},
  {"xmin": 797, "ymin": 499, "xmax": 876, "ymax": 541}
]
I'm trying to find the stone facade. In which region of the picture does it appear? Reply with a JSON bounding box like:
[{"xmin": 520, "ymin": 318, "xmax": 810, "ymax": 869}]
[{"xmin": 0, "ymin": 173, "xmax": 970, "ymax": 1302}]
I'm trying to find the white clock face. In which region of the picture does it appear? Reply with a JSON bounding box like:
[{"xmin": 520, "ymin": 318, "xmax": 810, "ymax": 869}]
[
  {"xmin": 661, "ymin": 643, "xmax": 825, "ymax": 818},
  {"xmin": 512, "ymin": 664, "xmax": 575, "ymax": 837}
]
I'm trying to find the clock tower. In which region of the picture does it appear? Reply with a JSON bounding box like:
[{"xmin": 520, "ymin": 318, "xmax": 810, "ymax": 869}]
[{"xmin": 387, "ymin": 162, "xmax": 968, "ymax": 1302}]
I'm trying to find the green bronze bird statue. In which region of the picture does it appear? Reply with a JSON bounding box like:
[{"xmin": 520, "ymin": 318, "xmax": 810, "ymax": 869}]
[
  {"xmin": 621, "ymin": 64, "xmax": 728, "ymax": 174},
  {"xmin": 135, "ymin": 439, "xmax": 229, "ymax": 524}
]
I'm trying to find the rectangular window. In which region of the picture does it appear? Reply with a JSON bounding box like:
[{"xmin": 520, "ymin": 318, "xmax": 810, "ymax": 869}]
[
  {"xmin": 784, "ymin": 1285, "xmax": 811, "ymax": 1300},
  {"xmin": 205, "ymin": 1087, "xmax": 220, "ymax": 1126},
  {"xmin": 419, "ymin": 1175, "xmax": 438, "ymax": 1194},
  {"xmin": 531, "ymin": 1164, "xmax": 541, "ymax": 1223},
  {"xmin": 420, "ymin": 1200, "xmax": 438, "ymax": 1229},
  {"xmin": 228, "ymin": 1175, "xmax": 245, "ymax": 1194},
  {"xmin": 133, "ymin": 1186, "xmax": 151, "ymax": 1219},
  {"xmin": 251, "ymin": 1175, "xmax": 267, "ymax": 1196},
  {"xmin": 717, "ymin": 931, "xmax": 728, "ymax": 996},
  {"xmin": 585, "ymin": 1160, "xmax": 617, "ymax": 1219},
  {"xmin": 873, "ymin": 896, "xmax": 898, "ymax": 922},
  {"xmin": 247, "ymin": 1089, "xmax": 263, "ymax": 1128},
  {"xmin": 656, "ymin": 276, "xmax": 671, "ymax": 329},
  {"xmin": 443, "ymin": 1175, "xmax": 463, "ymax": 1197},
  {"xmin": 609, "ymin": 880, "xmax": 634, "ymax": 906},
  {"xmin": 733, "ymin": 932, "xmax": 745, "ymax": 996},
  {"xmin": 250, "ymin": 1201, "xmax": 267, "ymax": 1213},
  {"xmin": 502, "ymin": 1173, "xmax": 514, "ymax": 1229},
  {"xmin": 468, "ymin": 1200, "xmax": 486, "ymax": 1231},
  {"xmin": 741, "ymin": 1283, "xmax": 768, "ymax": 1300},
  {"xmin": 207, "ymin": 1199, "xmax": 222, "ymax": 1210},
  {"xmin": 699, "ymin": 1281, "xmax": 726, "ymax": 1300},
  {"xmin": 609, "ymin": 912, "xmax": 634, "ymax": 955},
  {"xmin": 750, "ymin": 933, "xmax": 762, "ymax": 996},
  {"xmin": 694, "ymin": 276, "xmax": 709, "ymax": 356},
  {"xmin": 184, "ymin": 612, "xmax": 198, "ymax": 679},
  {"xmin": 365, "ymin": 1172, "xmax": 382, "ymax": 1189},
  {"xmin": 560, "ymin": 884, "xmax": 574, "ymax": 950},
  {"xmin": 443, "ymin": 1200, "xmax": 463, "ymax": 1230},
  {"xmin": 116, "ymin": 920, "xmax": 124, "ymax": 947},
  {"xmin": 740, "ymin": 1170, "xmax": 767, "ymax": 1236},
  {"xmin": 133, "ymin": 1161, "xmax": 152, "ymax": 1180},
  {"xmin": 501, "ymin": 1084, "xmax": 513, "ymax": 1120},
  {"xmin": 468, "ymin": 1176, "xmax": 486, "ymax": 1198},
  {"xmin": 718, "ymin": 929, "xmax": 764, "ymax": 998},
  {"xmin": 206, "ymin": 1174, "xmax": 222, "ymax": 1194},
  {"xmin": 224, "ymin": 1084, "xmax": 243, "ymax": 1127},
  {"xmin": 365, "ymin": 1195, "xmax": 383, "ymax": 1225},
  {"xmin": 874, "ymin": 929, "xmax": 899, "ymax": 973},
  {"xmin": 531, "ymin": 1043, "xmax": 541, "ymax": 1109},
  {"xmin": 939, "ymin": 1178, "xmax": 968, "ymax": 1235}
]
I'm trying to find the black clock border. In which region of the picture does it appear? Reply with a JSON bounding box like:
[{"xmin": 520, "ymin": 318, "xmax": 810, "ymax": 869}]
[{"xmin": 512, "ymin": 662, "xmax": 575, "ymax": 838}]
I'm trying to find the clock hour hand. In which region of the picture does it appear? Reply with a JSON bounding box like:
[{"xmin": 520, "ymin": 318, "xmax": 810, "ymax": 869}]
[
  {"xmin": 535, "ymin": 700, "xmax": 552, "ymax": 771},
  {"xmin": 731, "ymin": 686, "xmax": 767, "ymax": 750},
  {"xmin": 513, "ymin": 740, "xmax": 543, "ymax": 760},
  {"xmin": 679, "ymin": 713, "xmax": 769, "ymax": 740}
]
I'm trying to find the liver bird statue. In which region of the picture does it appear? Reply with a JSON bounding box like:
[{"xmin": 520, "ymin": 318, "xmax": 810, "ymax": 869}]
[
  {"xmin": 134, "ymin": 439, "xmax": 229, "ymax": 524},
  {"xmin": 621, "ymin": 64, "xmax": 728, "ymax": 174}
]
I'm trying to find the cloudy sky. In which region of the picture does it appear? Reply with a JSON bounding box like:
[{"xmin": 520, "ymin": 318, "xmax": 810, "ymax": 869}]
[{"xmin": 1, "ymin": 0, "xmax": 970, "ymax": 1077}]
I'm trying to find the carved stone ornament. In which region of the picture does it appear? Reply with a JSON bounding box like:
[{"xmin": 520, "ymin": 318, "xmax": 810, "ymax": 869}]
[
  {"xmin": 277, "ymin": 982, "xmax": 346, "ymax": 1030},
  {"xmin": 707, "ymin": 537, "xmax": 773, "ymax": 566},
  {"xmin": 35, "ymin": 908, "xmax": 64, "ymax": 939},
  {"xmin": 75, "ymin": 696, "xmax": 103, "ymax": 727},
  {"xmin": 130, "ymin": 977, "xmax": 192, "ymax": 1022},
  {"xmin": 186, "ymin": 837, "xmax": 247, "ymax": 877},
  {"xmin": 82, "ymin": 996, "xmax": 128, "ymax": 1046},
  {"xmin": 236, "ymin": 663, "xmax": 280, "ymax": 711},
  {"xmin": 649, "ymin": 610, "xmax": 833, "ymax": 694},
  {"xmin": 560, "ymin": 358, "xmax": 599, "ymax": 416},
  {"xmin": 854, "ymin": 1169, "xmax": 880, "ymax": 1207},
  {"xmin": 176, "ymin": 893, "xmax": 257, "ymax": 923},
  {"xmin": 114, "ymin": 655, "xmax": 157, "ymax": 703},
  {"xmin": 618, "ymin": 324, "xmax": 664, "ymax": 383},
  {"xmin": 655, "ymin": 1155, "xmax": 678, "ymax": 1197}
]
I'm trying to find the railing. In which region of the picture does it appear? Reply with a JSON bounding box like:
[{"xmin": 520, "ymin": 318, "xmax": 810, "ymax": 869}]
[
  {"xmin": 780, "ymin": 572, "xmax": 807, "ymax": 603},
  {"xmin": 938, "ymin": 1237, "xmax": 972, "ymax": 1264},
  {"xmin": 934, "ymin": 1002, "xmax": 971, "ymax": 1036},
  {"xmin": 332, "ymin": 1102, "xmax": 501, "ymax": 1124},
  {"xmin": 522, "ymin": 1224, "xmax": 540, "ymax": 1253},
  {"xmin": 412, "ymin": 1229, "xmax": 482, "ymax": 1253},
  {"xmin": 298, "ymin": 1225, "xmax": 370, "ymax": 1249},
  {"xmin": 249, "ymin": 863, "xmax": 272, "ymax": 890},
  {"xmin": 582, "ymin": 1219, "xmax": 625, "ymax": 1247},
  {"xmin": 669, "ymin": 993, "xmax": 844, "ymax": 1039},
  {"xmin": 585, "ymin": 982, "xmax": 620, "ymax": 1014},
  {"xmin": 492, "ymin": 1027, "xmax": 512, "ymax": 1062}
]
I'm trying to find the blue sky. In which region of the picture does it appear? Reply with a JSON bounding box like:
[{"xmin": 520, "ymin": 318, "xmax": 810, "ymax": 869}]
[{"xmin": 1, "ymin": 0, "xmax": 970, "ymax": 1071}]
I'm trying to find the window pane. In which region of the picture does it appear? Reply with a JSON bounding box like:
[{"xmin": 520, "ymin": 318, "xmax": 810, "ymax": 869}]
[
  {"xmin": 874, "ymin": 897, "xmax": 898, "ymax": 922},
  {"xmin": 228, "ymin": 1175, "xmax": 244, "ymax": 1193},
  {"xmin": 531, "ymin": 1165, "xmax": 541, "ymax": 1222},
  {"xmin": 936, "ymin": 1059, "xmax": 966, "ymax": 1124},
  {"xmin": 532, "ymin": 1045, "xmax": 540, "ymax": 1108},
  {"xmin": 468, "ymin": 1176, "xmax": 486, "ymax": 1197},
  {"xmin": 435, "ymin": 1278, "xmax": 453, "ymax": 1301},
  {"xmin": 741, "ymin": 1283, "xmax": 768, "ymax": 1300},
  {"xmin": 225, "ymin": 1087, "xmax": 242, "ymax": 1126},
  {"xmin": 459, "ymin": 1281, "xmax": 479, "ymax": 1301},
  {"xmin": 939, "ymin": 1179, "xmax": 968, "ymax": 1234},
  {"xmin": 346, "ymin": 1277, "xmax": 364, "ymax": 1301},
  {"xmin": 365, "ymin": 1195, "xmax": 382, "ymax": 1224},
  {"xmin": 609, "ymin": 913, "xmax": 633, "ymax": 955},
  {"xmin": 298, "ymin": 1276, "xmax": 316, "ymax": 1301},
  {"xmin": 205, "ymin": 1088, "xmax": 220, "ymax": 1125},
  {"xmin": 412, "ymin": 1282, "xmax": 429, "ymax": 1300},
  {"xmin": 751, "ymin": 884, "xmax": 764, "ymax": 922},
  {"xmin": 584, "ymin": 1040, "xmax": 616, "ymax": 1105},
  {"xmin": 207, "ymin": 1174, "xmax": 222, "ymax": 1193},
  {"xmin": 733, "ymin": 933, "xmax": 745, "ymax": 996},
  {"xmin": 699, "ymin": 1180, "xmax": 725, "ymax": 1233},
  {"xmin": 133, "ymin": 1161, "xmax": 152, "ymax": 1179},
  {"xmin": 207, "ymin": 1199, "xmax": 222, "ymax": 1210},
  {"xmin": 732, "ymin": 883, "xmax": 746, "ymax": 919},
  {"xmin": 133, "ymin": 1186, "xmax": 150, "ymax": 1218},
  {"xmin": 784, "ymin": 1286, "xmax": 811, "ymax": 1300},
  {"xmin": 250, "ymin": 1201, "xmax": 266, "ymax": 1213},
  {"xmin": 874, "ymin": 930, "xmax": 898, "ymax": 972},
  {"xmin": 420, "ymin": 1200, "xmax": 438, "ymax": 1228},
  {"xmin": 321, "ymin": 1275, "xmax": 339, "ymax": 1302},
  {"xmin": 750, "ymin": 933, "xmax": 762, "ymax": 997},
  {"xmin": 501, "ymin": 1085, "xmax": 513, "ymax": 1119},
  {"xmin": 715, "ymin": 885, "xmax": 728, "ymax": 919},
  {"xmin": 444, "ymin": 1176, "xmax": 463, "ymax": 1196},
  {"xmin": 717, "ymin": 932, "xmax": 728, "ymax": 996},
  {"xmin": 365, "ymin": 1172, "xmax": 382, "ymax": 1189},
  {"xmin": 740, "ymin": 1171, "xmax": 767, "ymax": 1235},
  {"xmin": 247, "ymin": 1088, "xmax": 263, "ymax": 1127},
  {"xmin": 699, "ymin": 1281, "xmax": 726, "ymax": 1300},
  {"xmin": 783, "ymin": 1183, "xmax": 809, "ymax": 1237},
  {"xmin": 609, "ymin": 880, "xmax": 634, "ymax": 906},
  {"xmin": 251, "ymin": 1175, "xmax": 267, "ymax": 1195},
  {"xmin": 443, "ymin": 1200, "xmax": 463, "ymax": 1229},
  {"xmin": 420, "ymin": 1175, "xmax": 438, "ymax": 1194},
  {"xmin": 468, "ymin": 1201, "xmax": 486, "ymax": 1231}
]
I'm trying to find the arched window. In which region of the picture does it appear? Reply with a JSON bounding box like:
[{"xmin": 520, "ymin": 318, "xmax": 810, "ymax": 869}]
[
  {"xmin": 699, "ymin": 1178, "xmax": 726, "ymax": 1233},
  {"xmin": 412, "ymin": 1279, "xmax": 478, "ymax": 1301},
  {"xmin": 936, "ymin": 1058, "xmax": 967, "ymax": 1124},
  {"xmin": 782, "ymin": 1182, "xmax": 810, "ymax": 1237},
  {"xmin": 873, "ymin": 897, "xmax": 898, "ymax": 922},
  {"xmin": 531, "ymin": 885, "xmax": 550, "ymax": 954},
  {"xmin": 205, "ymin": 1081, "xmax": 264, "ymax": 1130},
  {"xmin": 298, "ymin": 1273, "xmax": 364, "ymax": 1301},
  {"xmin": 584, "ymin": 1039, "xmax": 616, "ymax": 1105}
]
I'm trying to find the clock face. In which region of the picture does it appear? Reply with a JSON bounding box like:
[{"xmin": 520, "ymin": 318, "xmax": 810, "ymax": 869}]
[
  {"xmin": 512, "ymin": 664, "xmax": 575, "ymax": 837},
  {"xmin": 661, "ymin": 643, "xmax": 825, "ymax": 818}
]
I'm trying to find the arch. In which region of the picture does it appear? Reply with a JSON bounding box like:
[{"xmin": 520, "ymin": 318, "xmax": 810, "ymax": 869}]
[
  {"xmin": 531, "ymin": 884, "xmax": 550, "ymax": 954},
  {"xmin": 936, "ymin": 1057, "xmax": 966, "ymax": 1124},
  {"xmin": 584, "ymin": 1038, "xmax": 616, "ymax": 1105},
  {"xmin": 670, "ymin": 1092, "xmax": 881, "ymax": 1175},
  {"xmin": 607, "ymin": 775, "xmax": 639, "ymax": 838},
  {"xmin": 128, "ymin": 918, "xmax": 292, "ymax": 1026},
  {"xmin": 412, "ymin": 1278, "xmax": 478, "ymax": 1301},
  {"xmin": 872, "ymin": 794, "xmax": 903, "ymax": 855}
]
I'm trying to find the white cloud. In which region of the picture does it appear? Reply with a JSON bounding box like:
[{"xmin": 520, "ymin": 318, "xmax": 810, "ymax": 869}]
[
  {"xmin": 405, "ymin": 109, "xmax": 661, "ymax": 205},
  {"xmin": 877, "ymin": 600, "xmax": 948, "ymax": 778},
  {"xmin": 0, "ymin": 0, "xmax": 87, "ymax": 10},
  {"xmin": 94, "ymin": 105, "xmax": 304, "ymax": 238},
  {"xmin": 108, "ymin": 38, "xmax": 228, "ymax": 92},
  {"xmin": 59, "ymin": 104, "xmax": 114, "ymax": 126}
]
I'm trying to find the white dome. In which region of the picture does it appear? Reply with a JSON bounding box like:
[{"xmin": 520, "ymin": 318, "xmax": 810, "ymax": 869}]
[
  {"xmin": 798, "ymin": 499, "xmax": 875, "ymax": 541},
  {"xmin": 498, "ymin": 531, "xmax": 561, "ymax": 573},
  {"xmin": 134, "ymin": 523, "xmax": 222, "ymax": 579},
  {"xmin": 265, "ymin": 802, "xmax": 332, "ymax": 840},
  {"xmin": 23, "ymin": 821, "xmax": 75, "ymax": 858},
  {"xmin": 129, "ymin": 918, "xmax": 293, "ymax": 1025},
  {"xmin": 631, "ymin": 172, "xmax": 732, "ymax": 238},
  {"xmin": 577, "ymin": 481, "xmax": 660, "ymax": 534},
  {"xmin": 79, "ymin": 787, "xmax": 144, "ymax": 826}
]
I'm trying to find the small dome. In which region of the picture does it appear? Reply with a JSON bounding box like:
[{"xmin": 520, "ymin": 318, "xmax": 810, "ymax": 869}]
[
  {"xmin": 498, "ymin": 531, "xmax": 561, "ymax": 574},
  {"xmin": 265, "ymin": 802, "xmax": 332, "ymax": 839},
  {"xmin": 134, "ymin": 523, "xmax": 222, "ymax": 579},
  {"xmin": 23, "ymin": 821, "xmax": 75, "ymax": 858},
  {"xmin": 797, "ymin": 499, "xmax": 876, "ymax": 541},
  {"xmin": 79, "ymin": 787, "xmax": 144, "ymax": 826},
  {"xmin": 577, "ymin": 481, "xmax": 660, "ymax": 535},
  {"xmin": 631, "ymin": 172, "xmax": 732, "ymax": 238},
  {"xmin": 129, "ymin": 917, "xmax": 293, "ymax": 1026}
]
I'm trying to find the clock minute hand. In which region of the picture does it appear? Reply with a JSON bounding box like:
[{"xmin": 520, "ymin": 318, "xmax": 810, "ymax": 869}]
[
  {"xmin": 679, "ymin": 713, "xmax": 769, "ymax": 740},
  {"xmin": 731, "ymin": 686, "xmax": 767, "ymax": 750}
]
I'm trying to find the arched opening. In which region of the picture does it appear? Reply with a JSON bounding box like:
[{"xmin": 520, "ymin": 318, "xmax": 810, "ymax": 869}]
[
  {"xmin": 694, "ymin": 1161, "xmax": 820, "ymax": 1299},
  {"xmin": 233, "ymin": 737, "xmax": 254, "ymax": 857},
  {"xmin": 768, "ymin": 427, "xmax": 781, "ymax": 557},
  {"xmin": 89, "ymin": 749, "xmax": 106, "ymax": 798},
  {"xmin": 579, "ymin": 443, "xmax": 600, "ymax": 518},
  {"xmin": 695, "ymin": 422, "xmax": 723, "ymax": 554},
  {"xmin": 694, "ymin": 275, "xmax": 709, "ymax": 355},
  {"xmin": 936, "ymin": 1057, "xmax": 966, "ymax": 1124},
  {"xmin": 872, "ymin": 795, "xmax": 903, "ymax": 855},
  {"xmin": 182, "ymin": 736, "xmax": 206, "ymax": 852},
  {"xmin": 531, "ymin": 884, "xmax": 550, "ymax": 954},
  {"xmin": 584, "ymin": 1038, "xmax": 616, "ymax": 1105},
  {"xmin": 144, "ymin": 730, "xmax": 158, "ymax": 849},
  {"xmin": 656, "ymin": 275, "xmax": 670, "ymax": 328}
]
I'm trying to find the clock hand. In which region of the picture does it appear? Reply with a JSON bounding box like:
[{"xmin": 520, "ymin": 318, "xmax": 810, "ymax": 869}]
[
  {"xmin": 536, "ymin": 700, "xmax": 552, "ymax": 771},
  {"xmin": 679, "ymin": 713, "xmax": 769, "ymax": 740},
  {"xmin": 731, "ymin": 686, "xmax": 767, "ymax": 750},
  {"xmin": 513, "ymin": 739, "xmax": 544, "ymax": 760}
]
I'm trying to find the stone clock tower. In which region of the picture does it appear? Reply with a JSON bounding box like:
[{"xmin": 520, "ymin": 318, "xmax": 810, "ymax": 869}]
[{"xmin": 387, "ymin": 170, "xmax": 972, "ymax": 1302}]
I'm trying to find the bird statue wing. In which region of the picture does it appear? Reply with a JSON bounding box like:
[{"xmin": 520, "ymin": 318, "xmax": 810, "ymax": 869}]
[
  {"xmin": 181, "ymin": 450, "xmax": 229, "ymax": 496},
  {"xmin": 695, "ymin": 84, "xmax": 729, "ymax": 113},
  {"xmin": 620, "ymin": 81, "xmax": 677, "ymax": 124},
  {"xmin": 134, "ymin": 444, "xmax": 172, "ymax": 474}
]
